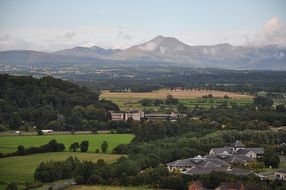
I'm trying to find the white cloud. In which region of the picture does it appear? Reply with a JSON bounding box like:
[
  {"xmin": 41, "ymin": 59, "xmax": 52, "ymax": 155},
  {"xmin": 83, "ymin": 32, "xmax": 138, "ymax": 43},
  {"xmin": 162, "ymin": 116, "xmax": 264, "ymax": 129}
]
[
  {"xmin": 0, "ymin": 27, "xmax": 155, "ymax": 51},
  {"xmin": 251, "ymin": 16, "xmax": 286, "ymax": 46},
  {"xmin": 0, "ymin": 17, "xmax": 286, "ymax": 51}
]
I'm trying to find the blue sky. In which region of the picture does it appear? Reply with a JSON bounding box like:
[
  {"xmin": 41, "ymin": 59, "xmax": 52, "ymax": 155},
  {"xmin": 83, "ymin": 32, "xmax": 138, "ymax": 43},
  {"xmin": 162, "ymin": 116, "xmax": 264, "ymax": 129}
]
[{"xmin": 0, "ymin": 0, "xmax": 286, "ymax": 50}]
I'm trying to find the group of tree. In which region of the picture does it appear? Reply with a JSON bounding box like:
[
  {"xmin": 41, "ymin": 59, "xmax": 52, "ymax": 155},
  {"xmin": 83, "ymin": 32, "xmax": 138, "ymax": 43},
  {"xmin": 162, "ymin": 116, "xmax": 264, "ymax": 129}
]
[
  {"xmin": 0, "ymin": 74, "xmax": 118, "ymax": 131},
  {"xmin": 140, "ymin": 95, "xmax": 178, "ymax": 107},
  {"xmin": 69, "ymin": 140, "xmax": 108, "ymax": 153},
  {"xmin": 0, "ymin": 139, "xmax": 65, "ymax": 158}
]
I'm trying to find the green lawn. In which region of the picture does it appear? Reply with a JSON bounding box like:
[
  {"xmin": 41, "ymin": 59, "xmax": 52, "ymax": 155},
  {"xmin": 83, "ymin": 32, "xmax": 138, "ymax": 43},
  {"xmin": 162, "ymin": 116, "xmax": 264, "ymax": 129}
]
[
  {"xmin": 0, "ymin": 134, "xmax": 134, "ymax": 154},
  {"xmin": 0, "ymin": 152, "xmax": 124, "ymax": 186}
]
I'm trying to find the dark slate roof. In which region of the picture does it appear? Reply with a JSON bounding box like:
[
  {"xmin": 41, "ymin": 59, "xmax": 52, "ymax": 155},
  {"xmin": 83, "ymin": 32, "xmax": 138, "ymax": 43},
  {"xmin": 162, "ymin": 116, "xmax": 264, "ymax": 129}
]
[
  {"xmin": 167, "ymin": 155, "xmax": 231, "ymax": 168},
  {"xmin": 205, "ymin": 154, "xmax": 253, "ymax": 164},
  {"xmin": 183, "ymin": 166, "xmax": 227, "ymax": 175},
  {"xmin": 166, "ymin": 157, "xmax": 206, "ymax": 167},
  {"xmin": 228, "ymin": 168, "xmax": 252, "ymax": 176},
  {"xmin": 206, "ymin": 157, "xmax": 230, "ymax": 166},
  {"xmin": 210, "ymin": 147, "xmax": 233, "ymax": 155},
  {"xmin": 245, "ymin": 148, "xmax": 264, "ymax": 155},
  {"xmin": 236, "ymin": 148, "xmax": 264, "ymax": 155},
  {"xmin": 234, "ymin": 155, "xmax": 253, "ymax": 162},
  {"xmin": 230, "ymin": 140, "xmax": 246, "ymax": 148},
  {"xmin": 183, "ymin": 167, "xmax": 252, "ymax": 176}
]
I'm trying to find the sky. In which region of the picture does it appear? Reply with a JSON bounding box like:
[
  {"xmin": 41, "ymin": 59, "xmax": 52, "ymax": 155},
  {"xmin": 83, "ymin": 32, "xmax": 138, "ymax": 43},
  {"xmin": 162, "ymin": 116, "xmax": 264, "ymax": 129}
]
[{"xmin": 0, "ymin": 0, "xmax": 286, "ymax": 51}]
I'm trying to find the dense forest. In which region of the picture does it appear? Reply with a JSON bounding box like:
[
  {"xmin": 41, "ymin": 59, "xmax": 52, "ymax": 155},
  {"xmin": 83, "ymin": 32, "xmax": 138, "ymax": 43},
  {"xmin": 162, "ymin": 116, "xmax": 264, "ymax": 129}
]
[{"xmin": 0, "ymin": 74, "xmax": 118, "ymax": 131}]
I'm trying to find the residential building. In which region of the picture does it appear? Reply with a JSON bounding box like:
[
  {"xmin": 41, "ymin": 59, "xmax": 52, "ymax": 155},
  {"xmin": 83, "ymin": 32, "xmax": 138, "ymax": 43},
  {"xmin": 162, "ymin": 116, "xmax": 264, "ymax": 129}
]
[
  {"xmin": 166, "ymin": 140, "xmax": 263, "ymax": 176},
  {"xmin": 275, "ymin": 169, "xmax": 286, "ymax": 180},
  {"xmin": 209, "ymin": 140, "xmax": 264, "ymax": 159}
]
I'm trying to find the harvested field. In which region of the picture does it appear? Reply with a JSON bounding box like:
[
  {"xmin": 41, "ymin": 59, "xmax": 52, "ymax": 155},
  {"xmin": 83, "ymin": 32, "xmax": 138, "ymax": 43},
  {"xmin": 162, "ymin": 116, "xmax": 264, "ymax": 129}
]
[{"xmin": 100, "ymin": 89, "xmax": 252, "ymax": 100}]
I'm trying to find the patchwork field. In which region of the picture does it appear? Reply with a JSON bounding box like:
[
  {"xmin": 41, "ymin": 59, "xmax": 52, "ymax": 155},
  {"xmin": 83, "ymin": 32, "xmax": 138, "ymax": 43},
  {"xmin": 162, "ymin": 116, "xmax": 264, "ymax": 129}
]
[
  {"xmin": 100, "ymin": 89, "xmax": 253, "ymax": 110},
  {"xmin": 0, "ymin": 134, "xmax": 134, "ymax": 154},
  {"xmin": 101, "ymin": 89, "xmax": 252, "ymax": 99},
  {"xmin": 0, "ymin": 152, "xmax": 123, "ymax": 186}
]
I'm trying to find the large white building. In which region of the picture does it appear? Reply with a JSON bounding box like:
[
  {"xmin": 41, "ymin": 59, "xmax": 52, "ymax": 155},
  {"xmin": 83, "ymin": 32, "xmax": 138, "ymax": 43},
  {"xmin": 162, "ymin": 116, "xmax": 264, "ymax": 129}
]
[
  {"xmin": 110, "ymin": 111, "xmax": 186, "ymax": 121},
  {"xmin": 110, "ymin": 111, "xmax": 144, "ymax": 121}
]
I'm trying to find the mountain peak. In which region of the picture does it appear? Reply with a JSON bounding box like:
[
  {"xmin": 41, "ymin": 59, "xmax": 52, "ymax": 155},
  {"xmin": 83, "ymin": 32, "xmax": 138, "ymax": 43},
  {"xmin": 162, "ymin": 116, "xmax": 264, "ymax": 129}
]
[{"xmin": 153, "ymin": 35, "xmax": 165, "ymax": 40}]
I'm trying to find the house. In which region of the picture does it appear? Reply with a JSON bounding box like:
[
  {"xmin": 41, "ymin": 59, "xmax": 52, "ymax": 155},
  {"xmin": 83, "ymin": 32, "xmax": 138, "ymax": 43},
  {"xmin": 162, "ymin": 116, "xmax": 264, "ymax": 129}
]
[
  {"xmin": 275, "ymin": 169, "xmax": 286, "ymax": 180},
  {"xmin": 166, "ymin": 141, "xmax": 262, "ymax": 176},
  {"xmin": 209, "ymin": 140, "xmax": 264, "ymax": 159},
  {"xmin": 166, "ymin": 155, "xmax": 229, "ymax": 172},
  {"xmin": 215, "ymin": 182, "xmax": 245, "ymax": 190},
  {"xmin": 110, "ymin": 111, "xmax": 144, "ymax": 121},
  {"xmin": 188, "ymin": 181, "xmax": 206, "ymax": 190}
]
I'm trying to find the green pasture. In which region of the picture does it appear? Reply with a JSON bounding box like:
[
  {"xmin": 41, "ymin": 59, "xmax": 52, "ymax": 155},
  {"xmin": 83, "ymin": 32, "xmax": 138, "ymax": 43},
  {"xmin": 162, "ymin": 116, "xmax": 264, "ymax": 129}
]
[
  {"xmin": 0, "ymin": 152, "xmax": 123, "ymax": 187},
  {"xmin": 0, "ymin": 134, "xmax": 134, "ymax": 154}
]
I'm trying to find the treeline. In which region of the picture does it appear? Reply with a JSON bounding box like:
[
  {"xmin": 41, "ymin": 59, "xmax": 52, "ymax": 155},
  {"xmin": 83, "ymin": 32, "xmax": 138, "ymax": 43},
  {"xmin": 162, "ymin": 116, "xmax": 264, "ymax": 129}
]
[
  {"xmin": 0, "ymin": 140, "xmax": 65, "ymax": 158},
  {"xmin": 74, "ymin": 67, "xmax": 286, "ymax": 94},
  {"xmin": 140, "ymin": 95, "xmax": 179, "ymax": 106},
  {"xmin": 34, "ymin": 156, "xmax": 286, "ymax": 189},
  {"xmin": 0, "ymin": 74, "xmax": 118, "ymax": 131}
]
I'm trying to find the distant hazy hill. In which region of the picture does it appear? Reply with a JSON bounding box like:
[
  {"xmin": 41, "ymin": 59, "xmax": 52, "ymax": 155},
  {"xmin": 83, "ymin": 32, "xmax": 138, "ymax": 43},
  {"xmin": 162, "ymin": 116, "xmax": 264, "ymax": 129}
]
[
  {"xmin": 54, "ymin": 46, "xmax": 121, "ymax": 59},
  {"xmin": 110, "ymin": 35, "xmax": 286, "ymax": 70},
  {"xmin": 0, "ymin": 35, "xmax": 285, "ymax": 70},
  {"xmin": 0, "ymin": 50, "xmax": 96, "ymax": 65}
]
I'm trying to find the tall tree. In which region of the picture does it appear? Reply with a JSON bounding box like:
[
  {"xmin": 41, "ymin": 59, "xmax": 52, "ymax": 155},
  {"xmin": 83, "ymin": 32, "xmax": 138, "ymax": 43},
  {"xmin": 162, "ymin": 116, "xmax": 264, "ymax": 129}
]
[{"xmin": 101, "ymin": 141, "xmax": 108, "ymax": 153}]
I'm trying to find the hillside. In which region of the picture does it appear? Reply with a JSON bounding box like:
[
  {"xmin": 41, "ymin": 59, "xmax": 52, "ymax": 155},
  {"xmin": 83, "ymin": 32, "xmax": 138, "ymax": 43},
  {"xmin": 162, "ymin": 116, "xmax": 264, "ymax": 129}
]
[{"xmin": 0, "ymin": 74, "xmax": 118, "ymax": 131}]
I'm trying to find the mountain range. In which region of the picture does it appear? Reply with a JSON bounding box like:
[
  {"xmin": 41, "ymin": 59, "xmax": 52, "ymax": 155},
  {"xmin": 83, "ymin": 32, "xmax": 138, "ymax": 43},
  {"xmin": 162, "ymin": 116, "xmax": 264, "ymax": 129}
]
[{"xmin": 0, "ymin": 35, "xmax": 285, "ymax": 70}]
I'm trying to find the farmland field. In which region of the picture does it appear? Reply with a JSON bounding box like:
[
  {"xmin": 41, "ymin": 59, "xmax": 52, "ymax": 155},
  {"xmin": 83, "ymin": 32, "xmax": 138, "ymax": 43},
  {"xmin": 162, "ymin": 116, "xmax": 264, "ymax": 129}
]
[
  {"xmin": 0, "ymin": 134, "xmax": 134, "ymax": 154},
  {"xmin": 100, "ymin": 89, "xmax": 252, "ymax": 99},
  {"xmin": 100, "ymin": 89, "xmax": 253, "ymax": 110},
  {"xmin": 0, "ymin": 152, "xmax": 123, "ymax": 186}
]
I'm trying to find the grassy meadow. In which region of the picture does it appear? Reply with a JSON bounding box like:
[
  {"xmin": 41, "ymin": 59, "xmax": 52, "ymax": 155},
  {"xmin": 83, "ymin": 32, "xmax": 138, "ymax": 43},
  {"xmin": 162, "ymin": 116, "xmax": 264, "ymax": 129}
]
[
  {"xmin": 0, "ymin": 152, "xmax": 123, "ymax": 187},
  {"xmin": 0, "ymin": 134, "xmax": 134, "ymax": 154},
  {"xmin": 100, "ymin": 89, "xmax": 253, "ymax": 110}
]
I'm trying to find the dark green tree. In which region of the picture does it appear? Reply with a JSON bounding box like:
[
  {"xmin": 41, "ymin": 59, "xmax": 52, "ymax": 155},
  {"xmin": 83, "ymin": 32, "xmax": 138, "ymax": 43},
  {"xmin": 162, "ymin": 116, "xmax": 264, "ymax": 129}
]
[
  {"xmin": 16, "ymin": 145, "xmax": 25, "ymax": 155},
  {"xmin": 80, "ymin": 141, "xmax": 89, "ymax": 152},
  {"xmin": 101, "ymin": 141, "xmax": 108, "ymax": 153},
  {"xmin": 9, "ymin": 112, "xmax": 22, "ymax": 130},
  {"xmin": 69, "ymin": 142, "xmax": 80, "ymax": 152}
]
